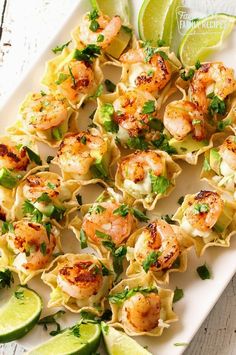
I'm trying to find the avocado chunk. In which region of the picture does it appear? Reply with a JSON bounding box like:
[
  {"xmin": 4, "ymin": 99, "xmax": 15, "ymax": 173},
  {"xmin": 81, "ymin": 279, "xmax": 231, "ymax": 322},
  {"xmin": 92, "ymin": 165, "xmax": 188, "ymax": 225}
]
[
  {"xmin": 105, "ymin": 26, "xmax": 131, "ymax": 59},
  {"xmin": 209, "ymin": 148, "xmax": 222, "ymax": 175},
  {"xmin": 0, "ymin": 168, "xmax": 19, "ymax": 189},
  {"xmin": 169, "ymin": 135, "xmax": 208, "ymax": 154},
  {"xmin": 213, "ymin": 205, "xmax": 233, "ymax": 233}
]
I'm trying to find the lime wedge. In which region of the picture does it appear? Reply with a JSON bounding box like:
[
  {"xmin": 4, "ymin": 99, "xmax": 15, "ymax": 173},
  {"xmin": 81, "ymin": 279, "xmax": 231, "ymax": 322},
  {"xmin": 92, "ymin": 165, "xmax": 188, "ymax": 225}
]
[
  {"xmin": 162, "ymin": 0, "xmax": 181, "ymax": 46},
  {"xmin": 138, "ymin": 0, "xmax": 176, "ymax": 45},
  {"xmin": 102, "ymin": 323, "xmax": 152, "ymax": 355},
  {"xmin": 0, "ymin": 286, "xmax": 42, "ymax": 343},
  {"xmin": 179, "ymin": 14, "xmax": 236, "ymax": 66},
  {"xmin": 27, "ymin": 323, "xmax": 101, "ymax": 355},
  {"xmin": 90, "ymin": 0, "xmax": 130, "ymax": 25}
]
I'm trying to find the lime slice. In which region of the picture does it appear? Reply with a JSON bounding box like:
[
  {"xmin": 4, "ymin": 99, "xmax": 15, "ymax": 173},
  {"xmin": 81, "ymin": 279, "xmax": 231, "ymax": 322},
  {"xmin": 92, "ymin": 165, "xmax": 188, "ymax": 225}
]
[
  {"xmin": 27, "ymin": 323, "xmax": 101, "ymax": 355},
  {"xmin": 0, "ymin": 286, "xmax": 42, "ymax": 343},
  {"xmin": 138, "ymin": 0, "xmax": 175, "ymax": 44},
  {"xmin": 162, "ymin": 0, "xmax": 181, "ymax": 46},
  {"xmin": 90, "ymin": 0, "xmax": 130, "ymax": 25},
  {"xmin": 102, "ymin": 323, "xmax": 152, "ymax": 355},
  {"xmin": 179, "ymin": 14, "xmax": 236, "ymax": 67}
]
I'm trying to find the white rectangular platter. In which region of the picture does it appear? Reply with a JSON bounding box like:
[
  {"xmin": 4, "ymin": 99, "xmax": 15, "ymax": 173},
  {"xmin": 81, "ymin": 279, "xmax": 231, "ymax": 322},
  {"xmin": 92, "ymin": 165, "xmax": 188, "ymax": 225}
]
[{"xmin": 1, "ymin": 1, "xmax": 236, "ymax": 354}]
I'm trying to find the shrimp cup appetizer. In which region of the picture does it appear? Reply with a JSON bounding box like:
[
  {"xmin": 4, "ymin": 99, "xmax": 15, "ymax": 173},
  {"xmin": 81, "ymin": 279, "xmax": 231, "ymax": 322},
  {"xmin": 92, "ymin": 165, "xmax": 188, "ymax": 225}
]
[
  {"xmin": 72, "ymin": 9, "xmax": 132, "ymax": 60},
  {"xmin": 69, "ymin": 189, "xmax": 140, "ymax": 259},
  {"xmin": 201, "ymin": 135, "xmax": 236, "ymax": 202},
  {"xmin": 41, "ymin": 45, "xmax": 103, "ymax": 109},
  {"xmin": 108, "ymin": 273, "xmax": 177, "ymax": 336},
  {"xmin": 126, "ymin": 219, "xmax": 193, "ymax": 284},
  {"xmin": 53, "ymin": 129, "xmax": 120, "ymax": 185},
  {"xmin": 11, "ymin": 91, "xmax": 78, "ymax": 147},
  {"xmin": 94, "ymin": 85, "xmax": 167, "ymax": 150},
  {"xmin": 13, "ymin": 171, "xmax": 80, "ymax": 228},
  {"xmin": 174, "ymin": 190, "xmax": 236, "ymax": 256},
  {"xmin": 163, "ymin": 99, "xmax": 214, "ymax": 164},
  {"xmin": 0, "ymin": 134, "xmax": 43, "ymax": 216},
  {"xmin": 119, "ymin": 39, "xmax": 181, "ymax": 101},
  {"xmin": 115, "ymin": 150, "xmax": 181, "ymax": 210},
  {"xmin": 0, "ymin": 219, "xmax": 60, "ymax": 284},
  {"xmin": 178, "ymin": 62, "xmax": 236, "ymax": 130},
  {"xmin": 41, "ymin": 253, "xmax": 113, "ymax": 315}
]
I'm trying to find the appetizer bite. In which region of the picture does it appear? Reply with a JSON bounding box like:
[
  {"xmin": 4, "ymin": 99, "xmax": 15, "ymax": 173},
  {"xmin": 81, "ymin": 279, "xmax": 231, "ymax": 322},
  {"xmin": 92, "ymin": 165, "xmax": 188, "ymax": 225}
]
[
  {"xmin": 119, "ymin": 40, "xmax": 181, "ymax": 100},
  {"xmin": 115, "ymin": 150, "xmax": 181, "ymax": 210},
  {"xmin": 53, "ymin": 129, "xmax": 119, "ymax": 184},
  {"xmin": 42, "ymin": 253, "xmax": 113, "ymax": 315},
  {"xmin": 12, "ymin": 91, "xmax": 78, "ymax": 147},
  {"xmin": 108, "ymin": 273, "xmax": 177, "ymax": 336},
  {"xmin": 163, "ymin": 99, "xmax": 213, "ymax": 164},
  {"xmin": 126, "ymin": 219, "xmax": 193, "ymax": 284},
  {"xmin": 94, "ymin": 85, "xmax": 169, "ymax": 150},
  {"xmin": 201, "ymin": 135, "xmax": 236, "ymax": 201},
  {"xmin": 41, "ymin": 45, "xmax": 103, "ymax": 109},
  {"xmin": 13, "ymin": 171, "xmax": 80, "ymax": 227},
  {"xmin": 174, "ymin": 190, "xmax": 236, "ymax": 256},
  {"xmin": 72, "ymin": 9, "xmax": 132, "ymax": 59},
  {"xmin": 0, "ymin": 219, "xmax": 60, "ymax": 284}
]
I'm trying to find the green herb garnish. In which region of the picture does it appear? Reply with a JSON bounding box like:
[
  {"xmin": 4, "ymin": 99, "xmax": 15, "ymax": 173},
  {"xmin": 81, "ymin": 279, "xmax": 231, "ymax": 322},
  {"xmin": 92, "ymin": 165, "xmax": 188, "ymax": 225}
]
[
  {"xmin": 197, "ymin": 264, "xmax": 211, "ymax": 280},
  {"xmin": 173, "ymin": 287, "xmax": 184, "ymax": 303},
  {"xmin": 38, "ymin": 310, "xmax": 65, "ymax": 336},
  {"xmin": 0, "ymin": 269, "xmax": 14, "ymax": 289},
  {"xmin": 104, "ymin": 79, "xmax": 116, "ymax": 93},
  {"xmin": 52, "ymin": 40, "xmax": 71, "ymax": 54}
]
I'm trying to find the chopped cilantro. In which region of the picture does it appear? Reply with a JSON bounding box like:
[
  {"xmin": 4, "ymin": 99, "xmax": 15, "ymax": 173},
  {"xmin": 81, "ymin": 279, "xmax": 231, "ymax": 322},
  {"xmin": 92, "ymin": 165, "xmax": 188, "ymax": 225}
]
[
  {"xmin": 76, "ymin": 193, "xmax": 83, "ymax": 205},
  {"xmin": 180, "ymin": 68, "xmax": 195, "ymax": 81},
  {"xmin": 46, "ymin": 155, "xmax": 54, "ymax": 164},
  {"xmin": 0, "ymin": 269, "xmax": 14, "ymax": 289},
  {"xmin": 24, "ymin": 146, "xmax": 42, "ymax": 165},
  {"xmin": 55, "ymin": 72, "xmax": 69, "ymax": 85},
  {"xmin": 90, "ymin": 159, "xmax": 108, "ymax": 179},
  {"xmin": 52, "ymin": 40, "xmax": 71, "ymax": 54},
  {"xmin": 161, "ymin": 214, "xmax": 177, "ymax": 225},
  {"xmin": 217, "ymin": 118, "xmax": 231, "ymax": 131},
  {"xmin": 195, "ymin": 59, "xmax": 201, "ymax": 69},
  {"xmin": 126, "ymin": 136, "xmax": 148, "ymax": 150},
  {"xmin": 109, "ymin": 286, "xmax": 158, "ymax": 304},
  {"xmin": 90, "ymin": 20, "xmax": 99, "ymax": 32},
  {"xmin": 142, "ymin": 251, "xmax": 161, "ymax": 272},
  {"xmin": 197, "ymin": 264, "xmax": 211, "ymax": 280},
  {"xmin": 80, "ymin": 135, "xmax": 87, "ymax": 145},
  {"xmin": 40, "ymin": 90, "xmax": 46, "ymax": 96},
  {"xmin": 97, "ymin": 34, "xmax": 104, "ymax": 42},
  {"xmin": 104, "ymin": 79, "xmax": 116, "ymax": 93},
  {"xmin": 38, "ymin": 310, "xmax": 65, "ymax": 336},
  {"xmin": 122, "ymin": 25, "xmax": 132, "ymax": 34},
  {"xmin": 71, "ymin": 324, "xmax": 81, "ymax": 338},
  {"xmin": 113, "ymin": 204, "xmax": 129, "ymax": 217},
  {"xmin": 88, "ymin": 9, "xmax": 99, "ymax": 21},
  {"xmin": 178, "ymin": 196, "xmax": 184, "ymax": 205},
  {"xmin": 2, "ymin": 221, "xmax": 14, "ymax": 234},
  {"xmin": 150, "ymin": 174, "xmax": 170, "ymax": 194},
  {"xmin": 47, "ymin": 182, "xmax": 56, "ymax": 189},
  {"xmin": 209, "ymin": 95, "xmax": 226, "ymax": 116},
  {"xmin": 40, "ymin": 242, "xmax": 47, "ymax": 256},
  {"xmin": 132, "ymin": 208, "xmax": 149, "ymax": 222},
  {"xmin": 90, "ymin": 84, "xmax": 103, "ymax": 99},
  {"xmin": 89, "ymin": 204, "xmax": 106, "ymax": 214},
  {"xmin": 14, "ymin": 290, "xmax": 24, "ymax": 300},
  {"xmin": 79, "ymin": 229, "xmax": 87, "ymax": 249},
  {"xmin": 142, "ymin": 100, "xmax": 156, "ymax": 114},
  {"xmin": 148, "ymin": 117, "xmax": 163, "ymax": 131},
  {"xmin": 73, "ymin": 44, "xmax": 101, "ymax": 63},
  {"xmin": 37, "ymin": 193, "xmax": 52, "ymax": 203},
  {"xmin": 151, "ymin": 134, "xmax": 177, "ymax": 154},
  {"xmin": 173, "ymin": 287, "xmax": 184, "ymax": 303}
]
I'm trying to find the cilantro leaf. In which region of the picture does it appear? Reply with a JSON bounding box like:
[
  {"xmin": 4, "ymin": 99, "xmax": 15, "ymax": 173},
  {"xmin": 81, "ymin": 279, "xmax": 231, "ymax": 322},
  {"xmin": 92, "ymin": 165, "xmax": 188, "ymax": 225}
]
[
  {"xmin": 2, "ymin": 221, "xmax": 14, "ymax": 234},
  {"xmin": 37, "ymin": 193, "xmax": 52, "ymax": 203},
  {"xmin": 38, "ymin": 310, "xmax": 65, "ymax": 336},
  {"xmin": 193, "ymin": 203, "xmax": 209, "ymax": 214},
  {"xmin": 109, "ymin": 286, "xmax": 158, "ymax": 304},
  {"xmin": 197, "ymin": 264, "xmax": 211, "ymax": 280},
  {"xmin": 142, "ymin": 251, "xmax": 161, "ymax": 272},
  {"xmin": 0, "ymin": 269, "xmax": 14, "ymax": 289},
  {"xmin": 55, "ymin": 73, "xmax": 70, "ymax": 85},
  {"xmin": 173, "ymin": 287, "xmax": 184, "ymax": 303},
  {"xmin": 73, "ymin": 44, "xmax": 101, "ymax": 63},
  {"xmin": 104, "ymin": 79, "xmax": 116, "ymax": 93},
  {"xmin": 14, "ymin": 290, "xmax": 24, "ymax": 300},
  {"xmin": 126, "ymin": 136, "xmax": 148, "ymax": 150},
  {"xmin": 150, "ymin": 174, "xmax": 170, "ymax": 194},
  {"xmin": 209, "ymin": 95, "xmax": 226, "ymax": 116},
  {"xmin": 76, "ymin": 193, "xmax": 83, "ymax": 205},
  {"xmin": 40, "ymin": 242, "xmax": 47, "ymax": 256},
  {"xmin": 142, "ymin": 100, "xmax": 156, "ymax": 114},
  {"xmin": 52, "ymin": 40, "xmax": 71, "ymax": 54},
  {"xmin": 113, "ymin": 204, "xmax": 129, "ymax": 217}
]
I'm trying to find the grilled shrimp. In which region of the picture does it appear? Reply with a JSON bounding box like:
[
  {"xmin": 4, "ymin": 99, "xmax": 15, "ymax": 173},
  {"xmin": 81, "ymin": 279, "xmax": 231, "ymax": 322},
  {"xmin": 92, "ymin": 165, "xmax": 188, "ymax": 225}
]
[
  {"xmin": 20, "ymin": 93, "xmax": 68, "ymax": 131},
  {"xmin": 82, "ymin": 201, "xmax": 135, "ymax": 246},
  {"xmin": 219, "ymin": 136, "xmax": 236, "ymax": 172},
  {"xmin": 5, "ymin": 220, "xmax": 56, "ymax": 271},
  {"xmin": 120, "ymin": 151, "xmax": 164, "ymax": 183},
  {"xmin": 122, "ymin": 292, "xmax": 161, "ymax": 332},
  {"xmin": 164, "ymin": 100, "xmax": 206, "ymax": 141},
  {"xmin": 134, "ymin": 220, "xmax": 180, "ymax": 270},
  {"xmin": 120, "ymin": 48, "xmax": 171, "ymax": 93},
  {"xmin": 57, "ymin": 260, "xmax": 103, "ymax": 299},
  {"xmin": 113, "ymin": 90, "xmax": 157, "ymax": 137},
  {"xmin": 0, "ymin": 137, "xmax": 30, "ymax": 171},
  {"xmin": 79, "ymin": 12, "xmax": 121, "ymax": 49},
  {"xmin": 189, "ymin": 62, "xmax": 236, "ymax": 113},
  {"xmin": 57, "ymin": 132, "xmax": 107, "ymax": 175},
  {"xmin": 184, "ymin": 190, "xmax": 223, "ymax": 233},
  {"xmin": 57, "ymin": 61, "xmax": 95, "ymax": 103},
  {"xmin": 23, "ymin": 174, "xmax": 61, "ymax": 201}
]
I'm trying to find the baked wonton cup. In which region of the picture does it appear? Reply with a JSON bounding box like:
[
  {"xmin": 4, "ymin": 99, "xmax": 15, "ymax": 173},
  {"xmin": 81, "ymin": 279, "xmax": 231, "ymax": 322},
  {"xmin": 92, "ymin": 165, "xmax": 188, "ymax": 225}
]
[
  {"xmin": 108, "ymin": 273, "xmax": 178, "ymax": 336},
  {"xmin": 173, "ymin": 190, "xmax": 236, "ymax": 256},
  {"xmin": 41, "ymin": 47, "xmax": 103, "ymax": 110},
  {"xmin": 94, "ymin": 83, "xmax": 168, "ymax": 150},
  {"xmin": 126, "ymin": 220, "xmax": 193, "ymax": 284},
  {"xmin": 13, "ymin": 171, "xmax": 80, "ymax": 228},
  {"xmin": 0, "ymin": 219, "xmax": 61, "ymax": 284},
  {"xmin": 69, "ymin": 188, "xmax": 137, "ymax": 257},
  {"xmin": 9, "ymin": 91, "xmax": 79, "ymax": 147},
  {"xmin": 201, "ymin": 133, "xmax": 236, "ymax": 203},
  {"xmin": 52, "ymin": 129, "xmax": 120, "ymax": 186},
  {"xmin": 115, "ymin": 150, "xmax": 181, "ymax": 210},
  {"xmin": 41, "ymin": 253, "xmax": 113, "ymax": 315}
]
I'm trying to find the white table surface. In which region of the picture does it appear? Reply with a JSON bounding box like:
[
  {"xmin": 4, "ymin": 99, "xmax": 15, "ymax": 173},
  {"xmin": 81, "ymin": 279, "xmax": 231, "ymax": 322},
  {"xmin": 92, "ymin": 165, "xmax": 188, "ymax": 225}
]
[{"xmin": 0, "ymin": 1, "xmax": 236, "ymax": 354}]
